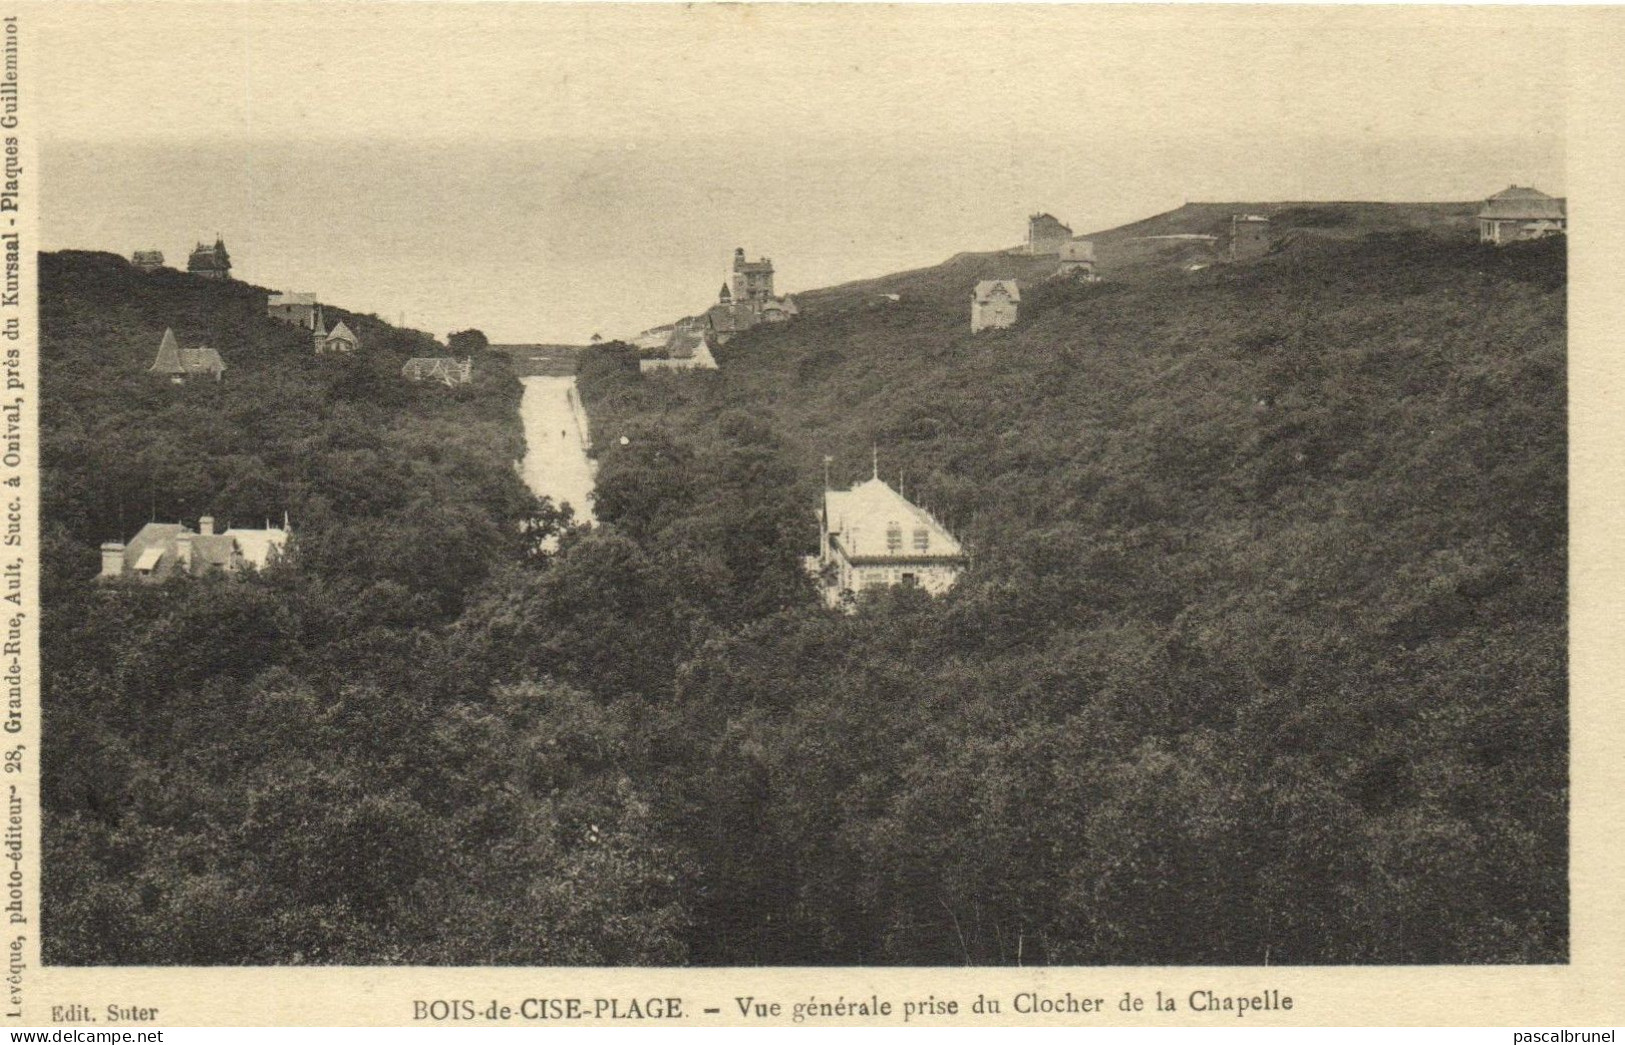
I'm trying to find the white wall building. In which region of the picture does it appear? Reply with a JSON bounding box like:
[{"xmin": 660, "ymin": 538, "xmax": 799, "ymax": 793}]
[
  {"xmin": 817, "ymin": 468, "xmax": 966, "ymax": 608},
  {"xmin": 971, "ymin": 279, "xmax": 1020, "ymax": 332}
]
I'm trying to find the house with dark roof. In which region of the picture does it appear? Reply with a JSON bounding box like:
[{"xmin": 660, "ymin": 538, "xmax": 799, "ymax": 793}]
[
  {"xmin": 815, "ymin": 462, "xmax": 966, "ymax": 609},
  {"xmin": 98, "ymin": 515, "xmax": 290, "ymax": 582},
  {"xmin": 187, "ymin": 237, "xmax": 232, "ymax": 280},
  {"xmin": 1478, "ymin": 186, "xmax": 1566, "ymax": 245},
  {"xmin": 149, "ymin": 327, "xmax": 225, "ymax": 384},
  {"xmin": 131, "ymin": 250, "xmax": 165, "ymax": 273}
]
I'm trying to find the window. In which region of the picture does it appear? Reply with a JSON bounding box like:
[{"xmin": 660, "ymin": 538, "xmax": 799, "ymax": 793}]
[
  {"xmin": 901, "ymin": 573, "xmax": 918, "ymax": 586},
  {"xmin": 913, "ymin": 528, "xmax": 930, "ymax": 552},
  {"xmin": 887, "ymin": 524, "xmax": 902, "ymax": 553}
]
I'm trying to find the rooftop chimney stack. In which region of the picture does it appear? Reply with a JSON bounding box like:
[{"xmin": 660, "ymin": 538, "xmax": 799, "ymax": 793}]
[
  {"xmin": 99, "ymin": 542, "xmax": 126, "ymax": 579},
  {"xmin": 199, "ymin": 516, "xmax": 215, "ymax": 536}
]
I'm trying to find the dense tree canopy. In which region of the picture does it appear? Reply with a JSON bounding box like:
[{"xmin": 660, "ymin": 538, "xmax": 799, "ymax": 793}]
[{"xmin": 43, "ymin": 218, "xmax": 1566, "ymax": 966}]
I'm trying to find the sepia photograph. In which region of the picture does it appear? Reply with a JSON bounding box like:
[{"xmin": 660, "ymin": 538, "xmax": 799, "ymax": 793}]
[{"xmin": 14, "ymin": 0, "xmax": 1615, "ymax": 1024}]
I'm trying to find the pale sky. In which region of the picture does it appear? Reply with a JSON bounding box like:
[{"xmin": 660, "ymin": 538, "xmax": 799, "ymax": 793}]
[{"xmin": 36, "ymin": 4, "xmax": 1569, "ymax": 342}]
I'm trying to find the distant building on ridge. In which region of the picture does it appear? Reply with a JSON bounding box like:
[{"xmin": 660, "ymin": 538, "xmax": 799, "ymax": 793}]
[
  {"xmin": 1028, "ymin": 213, "xmax": 1073, "ymax": 255},
  {"xmin": 313, "ymin": 309, "xmax": 360, "ymax": 354},
  {"xmin": 1230, "ymin": 214, "xmax": 1272, "ymax": 260},
  {"xmin": 815, "ymin": 462, "xmax": 966, "ymax": 609},
  {"xmin": 971, "ymin": 279, "xmax": 1020, "ymax": 332},
  {"xmin": 131, "ymin": 250, "xmax": 165, "ymax": 273},
  {"xmin": 187, "ymin": 237, "xmax": 232, "ymax": 280},
  {"xmin": 703, "ymin": 247, "xmax": 799, "ymax": 345},
  {"xmin": 1477, "ymin": 186, "xmax": 1567, "ymax": 245}
]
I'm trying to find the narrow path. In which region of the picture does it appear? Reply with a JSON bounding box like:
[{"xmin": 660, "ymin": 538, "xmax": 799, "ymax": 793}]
[{"xmin": 518, "ymin": 375, "xmax": 597, "ymax": 521}]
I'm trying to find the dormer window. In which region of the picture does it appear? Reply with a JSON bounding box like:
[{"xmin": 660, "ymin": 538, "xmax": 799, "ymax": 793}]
[
  {"xmin": 913, "ymin": 528, "xmax": 930, "ymax": 552},
  {"xmin": 887, "ymin": 523, "xmax": 902, "ymax": 553}
]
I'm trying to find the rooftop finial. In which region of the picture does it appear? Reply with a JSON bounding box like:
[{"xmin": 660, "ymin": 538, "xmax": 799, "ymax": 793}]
[{"xmin": 872, "ymin": 445, "xmax": 879, "ymax": 481}]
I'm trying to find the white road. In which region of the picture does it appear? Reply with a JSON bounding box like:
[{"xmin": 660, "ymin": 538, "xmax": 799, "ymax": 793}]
[{"xmin": 518, "ymin": 375, "xmax": 597, "ymax": 522}]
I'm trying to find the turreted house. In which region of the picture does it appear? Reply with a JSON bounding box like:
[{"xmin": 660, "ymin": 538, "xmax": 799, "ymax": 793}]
[
  {"xmin": 816, "ymin": 465, "xmax": 966, "ymax": 609},
  {"xmin": 148, "ymin": 327, "xmax": 225, "ymax": 384},
  {"xmin": 971, "ymin": 279, "xmax": 1020, "ymax": 332},
  {"xmin": 704, "ymin": 248, "xmax": 799, "ymax": 344},
  {"xmin": 1478, "ymin": 186, "xmax": 1566, "ymax": 245},
  {"xmin": 187, "ymin": 237, "xmax": 232, "ymax": 280},
  {"xmin": 313, "ymin": 310, "xmax": 360, "ymax": 355},
  {"xmin": 731, "ymin": 248, "xmax": 775, "ymax": 301}
]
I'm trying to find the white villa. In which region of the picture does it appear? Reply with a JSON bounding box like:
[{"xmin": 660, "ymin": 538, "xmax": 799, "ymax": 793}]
[
  {"xmin": 971, "ymin": 279, "xmax": 1020, "ymax": 332},
  {"xmin": 816, "ymin": 466, "xmax": 966, "ymax": 608}
]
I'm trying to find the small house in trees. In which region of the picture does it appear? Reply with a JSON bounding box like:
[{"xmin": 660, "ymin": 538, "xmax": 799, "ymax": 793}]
[
  {"xmin": 187, "ymin": 237, "xmax": 232, "ymax": 280},
  {"xmin": 640, "ymin": 319, "xmax": 718, "ymax": 373},
  {"xmin": 971, "ymin": 280, "xmax": 1020, "ymax": 332},
  {"xmin": 131, "ymin": 250, "xmax": 165, "ymax": 272},
  {"xmin": 1478, "ymin": 186, "xmax": 1567, "ymax": 244},
  {"xmin": 402, "ymin": 356, "xmax": 474, "ymax": 386},
  {"xmin": 817, "ymin": 462, "xmax": 966, "ymax": 609},
  {"xmin": 148, "ymin": 327, "xmax": 225, "ymax": 384},
  {"xmin": 99, "ymin": 515, "xmax": 290, "ymax": 582},
  {"xmin": 317, "ymin": 317, "xmax": 360, "ymax": 354}
]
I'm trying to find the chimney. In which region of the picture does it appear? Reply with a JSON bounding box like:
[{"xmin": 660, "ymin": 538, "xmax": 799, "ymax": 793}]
[
  {"xmin": 99, "ymin": 542, "xmax": 126, "ymax": 579},
  {"xmin": 176, "ymin": 532, "xmax": 194, "ymax": 571},
  {"xmin": 199, "ymin": 516, "xmax": 215, "ymax": 535}
]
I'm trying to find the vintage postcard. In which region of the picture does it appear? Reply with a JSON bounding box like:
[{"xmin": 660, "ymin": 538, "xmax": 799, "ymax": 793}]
[{"xmin": 1, "ymin": 0, "xmax": 1621, "ymax": 1029}]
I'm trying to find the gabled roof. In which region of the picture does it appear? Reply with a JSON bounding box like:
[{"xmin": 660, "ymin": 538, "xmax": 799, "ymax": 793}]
[
  {"xmin": 326, "ymin": 319, "xmax": 358, "ymax": 344},
  {"xmin": 191, "ymin": 534, "xmax": 237, "ymax": 570},
  {"xmin": 974, "ymin": 279, "xmax": 1020, "ymax": 302},
  {"xmin": 1479, "ymin": 186, "xmax": 1566, "ymax": 221},
  {"xmin": 825, "ymin": 477, "xmax": 964, "ymax": 563},
  {"xmin": 178, "ymin": 346, "xmax": 225, "ymax": 374},
  {"xmin": 149, "ymin": 328, "xmax": 183, "ymax": 373},
  {"xmin": 123, "ymin": 522, "xmax": 188, "ymax": 576}
]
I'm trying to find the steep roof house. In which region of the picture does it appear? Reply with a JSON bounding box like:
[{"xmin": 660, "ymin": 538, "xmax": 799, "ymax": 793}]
[
  {"xmin": 816, "ymin": 467, "xmax": 966, "ymax": 609},
  {"xmin": 318, "ymin": 318, "xmax": 360, "ymax": 354},
  {"xmin": 148, "ymin": 327, "xmax": 225, "ymax": 383},
  {"xmin": 187, "ymin": 237, "xmax": 232, "ymax": 280},
  {"xmin": 1478, "ymin": 186, "xmax": 1566, "ymax": 245}
]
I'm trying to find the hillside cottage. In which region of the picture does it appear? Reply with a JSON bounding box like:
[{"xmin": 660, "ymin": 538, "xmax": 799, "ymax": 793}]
[
  {"xmin": 99, "ymin": 515, "xmax": 289, "ymax": 582},
  {"xmin": 149, "ymin": 327, "xmax": 225, "ymax": 384},
  {"xmin": 131, "ymin": 250, "xmax": 165, "ymax": 273},
  {"xmin": 316, "ymin": 315, "xmax": 360, "ymax": 354},
  {"xmin": 268, "ymin": 292, "xmax": 321, "ymax": 329},
  {"xmin": 640, "ymin": 319, "xmax": 718, "ymax": 372},
  {"xmin": 1028, "ymin": 213, "xmax": 1073, "ymax": 255},
  {"xmin": 971, "ymin": 279, "xmax": 1020, "ymax": 332},
  {"xmin": 187, "ymin": 237, "xmax": 232, "ymax": 280},
  {"xmin": 1478, "ymin": 186, "xmax": 1566, "ymax": 245},
  {"xmin": 817, "ymin": 467, "xmax": 966, "ymax": 609},
  {"xmin": 402, "ymin": 356, "xmax": 474, "ymax": 386},
  {"xmin": 1057, "ymin": 238, "xmax": 1098, "ymax": 280}
]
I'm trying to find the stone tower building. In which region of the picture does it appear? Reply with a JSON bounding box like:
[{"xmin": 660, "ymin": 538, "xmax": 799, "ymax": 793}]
[{"xmin": 731, "ymin": 248, "xmax": 775, "ymax": 301}]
